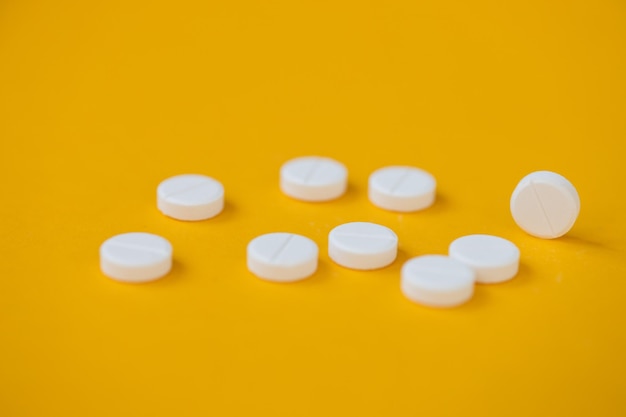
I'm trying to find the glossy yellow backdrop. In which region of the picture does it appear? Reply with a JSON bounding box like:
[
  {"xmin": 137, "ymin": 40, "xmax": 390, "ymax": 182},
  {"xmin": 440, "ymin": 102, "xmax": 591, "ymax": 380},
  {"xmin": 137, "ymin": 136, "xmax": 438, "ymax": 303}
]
[{"xmin": 1, "ymin": 1, "xmax": 625, "ymax": 416}]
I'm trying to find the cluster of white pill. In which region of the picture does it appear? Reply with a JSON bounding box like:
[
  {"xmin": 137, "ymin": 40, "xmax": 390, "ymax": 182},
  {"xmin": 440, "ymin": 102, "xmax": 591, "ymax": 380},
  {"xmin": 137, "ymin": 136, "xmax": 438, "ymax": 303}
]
[
  {"xmin": 400, "ymin": 234, "xmax": 521, "ymax": 307},
  {"xmin": 100, "ymin": 156, "xmax": 580, "ymax": 309},
  {"xmin": 99, "ymin": 173, "xmax": 226, "ymax": 283}
]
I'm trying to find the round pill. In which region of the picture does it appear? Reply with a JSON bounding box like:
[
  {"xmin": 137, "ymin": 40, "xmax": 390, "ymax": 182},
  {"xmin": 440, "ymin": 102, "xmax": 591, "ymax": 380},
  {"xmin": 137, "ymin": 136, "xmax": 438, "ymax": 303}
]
[
  {"xmin": 510, "ymin": 171, "xmax": 580, "ymax": 239},
  {"xmin": 100, "ymin": 232, "xmax": 173, "ymax": 283},
  {"xmin": 328, "ymin": 222, "xmax": 398, "ymax": 270},
  {"xmin": 280, "ymin": 156, "xmax": 348, "ymax": 202},
  {"xmin": 448, "ymin": 234, "xmax": 520, "ymax": 284},
  {"xmin": 247, "ymin": 233, "xmax": 319, "ymax": 282},
  {"xmin": 368, "ymin": 166, "xmax": 436, "ymax": 212},
  {"xmin": 157, "ymin": 174, "xmax": 224, "ymax": 221},
  {"xmin": 401, "ymin": 255, "xmax": 476, "ymax": 308}
]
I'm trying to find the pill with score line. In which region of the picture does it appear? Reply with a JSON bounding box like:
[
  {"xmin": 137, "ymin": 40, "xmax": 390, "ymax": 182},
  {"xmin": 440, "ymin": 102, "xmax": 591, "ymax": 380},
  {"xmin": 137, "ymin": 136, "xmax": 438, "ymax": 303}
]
[
  {"xmin": 157, "ymin": 174, "xmax": 224, "ymax": 221},
  {"xmin": 510, "ymin": 170, "xmax": 580, "ymax": 239},
  {"xmin": 368, "ymin": 166, "xmax": 436, "ymax": 212},
  {"xmin": 100, "ymin": 232, "xmax": 173, "ymax": 283},
  {"xmin": 247, "ymin": 232, "xmax": 319, "ymax": 282},
  {"xmin": 280, "ymin": 156, "xmax": 348, "ymax": 202},
  {"xmin": 328, "ymin": 222, "xmax": 398, "ymax": 270}
]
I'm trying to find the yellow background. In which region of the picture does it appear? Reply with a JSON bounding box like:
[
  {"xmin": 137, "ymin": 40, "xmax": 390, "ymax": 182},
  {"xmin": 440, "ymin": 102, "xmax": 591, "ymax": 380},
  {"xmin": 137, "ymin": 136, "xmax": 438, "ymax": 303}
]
[{"xmin": 1, "ymin": 1, "xmax": 625, "ymax": 416}]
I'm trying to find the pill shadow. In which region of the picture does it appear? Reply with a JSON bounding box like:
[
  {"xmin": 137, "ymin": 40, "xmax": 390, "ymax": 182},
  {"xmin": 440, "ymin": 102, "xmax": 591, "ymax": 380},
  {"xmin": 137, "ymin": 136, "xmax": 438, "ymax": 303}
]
[
  {"xmin": 456, "ymin": 262, "xmax": 532, "ymax": 310},
  {"xmin": 492, "ymin": 261, "xmax": 532, "ymax": 289},
  {"xmin": 314, "ymin": 248, "xmax": 409, "ymax": 281},
  {"xmin": 135, "ymin": 259, "xmax": 186, "ymax": 288},
  {"xmin": 167, "ymin": 259, "xmax": 185, "ymax": 281},
  {"xmin": 340, "ymin": 182, "xmax": 362, "ymax": 204},
  {"xmin": 246, "ymin": 259, "xmax": 333, "ymax": 288},
  {"xmin": 425, "ymin": 193, "xmax": 450, "ymax": 215},
  {"xmin": 397, "ymin": 286, "xmax": 490, "ymax": 313},
  {"xmin": 296, "ymin": 259, "xmax": 334, "ymax": 286},
  {"xmin": 98, "ymin": 259, "xmax": 185, "ymax": 289},
  {"xmin": 388, "ymin": 247, "xmax": 411, "ymax": 274},
  {"xmin": 207, "ymin": 200, "xmax": 237, "ymax": 224},
  {"xmin": 366, "ymin": 193, "xmax": 450, "ymax": 217},
  {"xmin": 460, "ymin": 285, "xmax": 490, "ymax": 310},
  {"xmin": 278, "ymin": 187, "xmax": 359, "ymax": 208},
  {"xmin": 460, "ymin": 261, "xmax": 533, "ymax": 310},
  {"xmin": 555, "ymin": 233, "xmax": 608, "ymax": 250}
]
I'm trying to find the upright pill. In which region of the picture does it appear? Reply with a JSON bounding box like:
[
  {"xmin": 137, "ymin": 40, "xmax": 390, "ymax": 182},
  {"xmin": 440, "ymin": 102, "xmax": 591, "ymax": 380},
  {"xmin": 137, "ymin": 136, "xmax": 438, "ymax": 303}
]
[
  {"xmin": 449, "ymin": 234, "xmax": 520, "ymax": 284},
  {"xmin": 401, "ymin": 255, "xmax": 476, "ymax": 308},
  {"xmin": 247, "ymin": 233, "xmax": 318, "ymax": 282},
  {"xmin": 280, "ymin": 156, "xmax": 348, "ymax": 202},
  {"xmin": 157, "ymin": 174, "xmax": 224, "ymax": 221},
  {"xmin": 369, "ymin": 166, "xmax": 436, "ymax": 212},
  {"xmin": 328, "ymin": 222, "xmax": 398, "ymax": 270},
  {"xmin": 100, "ymin": 232, "xmax": 173, "ymax": 283},
  {"xmin": 510, "ymin": 171, "xmax": 580, "ymax": 239}
]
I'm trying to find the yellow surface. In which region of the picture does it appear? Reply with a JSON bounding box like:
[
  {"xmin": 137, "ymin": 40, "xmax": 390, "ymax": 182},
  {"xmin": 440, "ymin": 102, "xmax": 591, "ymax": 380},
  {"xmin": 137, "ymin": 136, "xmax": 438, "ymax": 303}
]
[{"xmin": 1, "ymin": 1, "xmax": 625, "ymax": 416}]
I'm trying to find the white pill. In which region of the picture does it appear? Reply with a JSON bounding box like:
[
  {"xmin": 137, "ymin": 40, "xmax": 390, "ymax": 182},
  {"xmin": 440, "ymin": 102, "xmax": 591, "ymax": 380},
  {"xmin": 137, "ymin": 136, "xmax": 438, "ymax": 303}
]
[
  {"xmin": 448, "ymin": 234, "xmax": 520, "ymax": 284},
  {"xmin": 368, "ymin": 166, "xmax": 436, "ymax": 212},
  {"xmin": 100, "ymin": 232, "xmax": 173, "ymax": 283},
  {"xmin": 247, "ymin": 233, "xmax": 318, "ymax": 282},
  {"xmin": 328, "ymin": 222, "xmax": 398, "ymax": 270},
  {"xmin": 510, "ymin": 171, "xmax": 580, "ymax": 239},
  {"xmin": 157, "ymin": 174, "xmax": 224, "ymax": 221},
  {"xmin": 401, "ymin": 255, "xmax": 475, "ymax": 308},
  {"xmin": 280, "ymin": 156, "xmax": 348, "ymax": 202}
]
